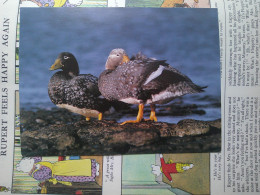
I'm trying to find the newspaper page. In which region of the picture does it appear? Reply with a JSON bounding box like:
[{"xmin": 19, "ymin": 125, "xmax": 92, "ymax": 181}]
[
  {"xmin": 0, "ymin": 0, "xmax": 259, "ymax": 195},
  {"xmin": 210, "ymin": 0, "xmax": 260, "ymax": 194}
]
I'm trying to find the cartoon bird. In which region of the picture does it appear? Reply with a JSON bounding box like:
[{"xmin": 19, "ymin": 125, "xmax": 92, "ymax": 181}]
[
  {"xmin": 48, "ymin": 52, "xmax": 111, "ymax": 121},
  {"xmin": 98, "ymin": 48, "xmax": 205, "ymax": 125}
]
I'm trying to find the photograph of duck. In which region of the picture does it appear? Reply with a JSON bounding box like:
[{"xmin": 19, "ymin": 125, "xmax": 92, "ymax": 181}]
[
  {"xmin": 99, "ymin": 48, "xmax": 206, "ymax": 125},
  {"xmin": 19, "ymin": 8, "xmax": 221, "ymax": 156},
  {"xmin": 48, "ymin": 52, "xmax": 130, "ymax": 122},
  {"xmin": 48, "ymin": 52, "xmax": 109, "ymax": 121}
]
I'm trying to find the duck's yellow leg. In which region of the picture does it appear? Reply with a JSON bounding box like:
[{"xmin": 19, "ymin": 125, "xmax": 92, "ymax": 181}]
[
  {"xmin": 145, "ymin": 104, "xmax": 157, "ymax": 122},
  {"xmin": 120, "ymin": 104, "xmax": 144, "ymax": 125},
  {"xmin": 150, "ymin": 104, "xmax": 158, "ymax": 121},
  {"xmin": 98, "ymin": 113, "xmax": 103, "ymax": 120},
  {"xmin": 86, "ymin": 113, "xmax": 102, "ymax": 121}
]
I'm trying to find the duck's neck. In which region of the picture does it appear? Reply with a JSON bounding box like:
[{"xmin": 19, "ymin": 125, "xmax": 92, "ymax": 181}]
[
  {"xmin": 64, "ymin": 62, "xmax": 79, "ymax": 76},
  {"xmin": 68, "ymin": 71, "xmax": 78, "ymax": 77},
  {"xmin": 105, "ymin": 58, "xmax": 118, "ymax": 70}
]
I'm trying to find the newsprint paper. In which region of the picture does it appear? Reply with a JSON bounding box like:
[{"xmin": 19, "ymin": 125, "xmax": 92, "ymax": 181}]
[{"xmin": 0, "ymin": 0, "xmax": 259, "ymax": 194}]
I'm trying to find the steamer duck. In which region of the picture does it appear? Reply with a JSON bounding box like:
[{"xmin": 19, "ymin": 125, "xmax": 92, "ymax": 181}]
[{"xmin": 98, "ymin": 48, "xmax": 205, "ymax": 125}]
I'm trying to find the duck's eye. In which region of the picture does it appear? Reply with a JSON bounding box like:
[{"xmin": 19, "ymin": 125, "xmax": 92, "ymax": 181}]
[
  {"xmin": 116, "ymin": 54, "xmax": 120, "ymax": 57},
  {"xmin": 64, "ymin": 56, "xmax": 70, "ymax": 59}
]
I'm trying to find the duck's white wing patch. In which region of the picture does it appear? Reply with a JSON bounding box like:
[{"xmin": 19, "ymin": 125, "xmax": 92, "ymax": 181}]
[
  {"xmin": 144, "ymin": 65, "xmax": 165, "ymax": 85},
  {"xmin": 147, "ymin": 90, "xmax": 181, "ymax": 104}
]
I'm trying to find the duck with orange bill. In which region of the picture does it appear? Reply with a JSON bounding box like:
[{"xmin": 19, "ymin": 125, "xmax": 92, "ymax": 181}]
[{"xmin": 98, "ymin": 48, "xmax": 206, "ymax": 125}]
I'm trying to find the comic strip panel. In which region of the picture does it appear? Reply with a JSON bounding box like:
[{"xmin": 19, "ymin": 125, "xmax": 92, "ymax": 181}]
[
  {"xmin": 13, "ymin": 155, "xmax": 103, "ymax": 194},
  {"xmin": 19, "ymin": 0, "xmax": 107, "ymax": 7},
  {"xmin": 122, "ymin": 153, "xmax": 210, "ymax": 195},
  {"xmin": 126, "ymin": 0, "xmax": 211, "ymax": 8}
]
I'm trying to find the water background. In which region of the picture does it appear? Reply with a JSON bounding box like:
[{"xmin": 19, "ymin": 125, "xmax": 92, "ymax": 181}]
[{"xmin": 20, "ymin": 8, "xmax": 220, "ymax": 123}]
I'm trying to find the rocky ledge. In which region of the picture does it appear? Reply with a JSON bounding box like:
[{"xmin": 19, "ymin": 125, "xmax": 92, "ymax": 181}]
[{"xmin": 21, "ymin": 116, "xmax": 221, "ymax": 156}]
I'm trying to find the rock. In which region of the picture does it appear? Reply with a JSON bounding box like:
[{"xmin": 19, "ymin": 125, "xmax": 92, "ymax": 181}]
[
  {"xmin": 175, "ymin": 119, "xmax": 210, "ymax": 137},
  {"xmin": 21, "ymin": 118, "xmax": 221, "ymax": 156},
  {"xmin": 107, "ymin": 129, "xmax": 160, "ymax": 147},
  {"xmin": 20, "ymin": 104, "xmax": 220, "ymax": 156},
  {"xmin": 35, "ymin": 119, "xmax": 45, "ymax": 124},
  {"xmin": 208, "ymin": 119, "xmax": 221, "ymax": 129}
]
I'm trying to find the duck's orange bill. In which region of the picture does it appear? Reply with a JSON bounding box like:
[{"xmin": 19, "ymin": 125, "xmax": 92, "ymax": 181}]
[{"xmin": 120, "ymin": 55, "xmax": 130, "ymax": 64}]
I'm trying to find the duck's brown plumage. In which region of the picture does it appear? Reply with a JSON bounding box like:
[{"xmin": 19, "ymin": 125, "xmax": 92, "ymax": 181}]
[
  {"xmin": 99, "ymin": 49, "xmax": 204, "ymax": 104},
  {"xmin": 98, "ymin": 48, "xmax": 205, "ymax": 124}
]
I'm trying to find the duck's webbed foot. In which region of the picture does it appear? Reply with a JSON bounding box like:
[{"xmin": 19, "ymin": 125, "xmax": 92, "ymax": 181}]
[
  {"xmin": 120, "ymin": 104, "xmax": 144, "ymax": 125},
  {"xmin": 144, "ymin": 104, "xmax": 157, "ymax": 122}
]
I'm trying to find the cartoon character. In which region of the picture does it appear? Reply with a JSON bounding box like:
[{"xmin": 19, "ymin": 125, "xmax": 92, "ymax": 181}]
[
  {"xmin": 183, "ymin": 0, "xmax": 199, "ymax": 8},
  {"xmin": 16, "ymin": 157, "xmax": 99, "ymax": 186},
  {"xmin": 20, "ymin": 0, "xmax": 83, "ymax": 7},
  {"xmin": 151, "ymin": 154, "xmax": 193, "ymax": 182}
]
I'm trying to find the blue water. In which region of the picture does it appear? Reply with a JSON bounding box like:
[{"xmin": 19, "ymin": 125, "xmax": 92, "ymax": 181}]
[{"xmin": 19, "ymin": 8, "xmax": 220, "ymax": 123}]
